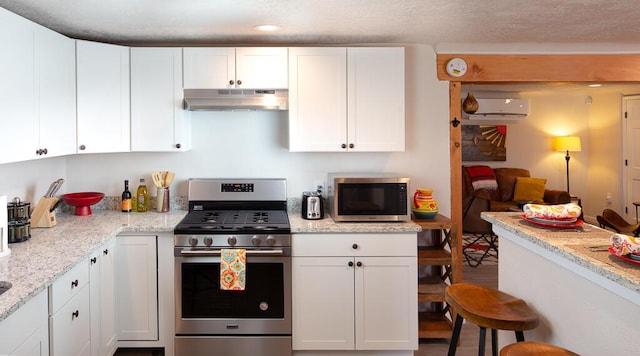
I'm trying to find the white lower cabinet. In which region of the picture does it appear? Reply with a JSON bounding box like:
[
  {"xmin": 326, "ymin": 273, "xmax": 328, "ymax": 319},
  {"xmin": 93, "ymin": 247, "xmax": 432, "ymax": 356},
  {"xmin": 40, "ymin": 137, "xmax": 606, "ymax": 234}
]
[
  {"xmin": 0, "ymin": 289, "xmax": 49, "ymax": 356},
  {"xmin": 89, "ymin": 240, "xmax": 117, "ymax": 356},
  {"xmin": 292, "ymin": 233, "xmax": 418, "ymax": 352},
  {"xmin": 49, "ymin": 259, "xmax": 91, "ymax": 356},
  {"xmin": 116, "ymin": 235, "xmax": 158, "ymax": 341}
]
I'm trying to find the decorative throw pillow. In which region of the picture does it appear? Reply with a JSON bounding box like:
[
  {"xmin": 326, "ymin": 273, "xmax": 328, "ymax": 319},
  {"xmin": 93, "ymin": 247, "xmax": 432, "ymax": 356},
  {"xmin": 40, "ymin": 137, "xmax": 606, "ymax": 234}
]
[
  {"xmin": 465, "ymin": 165, "xmax": 498, "ymax": 190},
  {"xmin": 513, "ymin": 177, "xmax": 547, "ymax": 203}
]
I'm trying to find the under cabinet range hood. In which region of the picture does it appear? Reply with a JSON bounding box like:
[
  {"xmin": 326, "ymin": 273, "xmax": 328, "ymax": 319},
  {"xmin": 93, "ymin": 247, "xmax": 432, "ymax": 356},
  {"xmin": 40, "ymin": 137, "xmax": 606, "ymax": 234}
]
[{"xmin": 183, "ymin": 89, "xmax": 288, "ymax": 111}]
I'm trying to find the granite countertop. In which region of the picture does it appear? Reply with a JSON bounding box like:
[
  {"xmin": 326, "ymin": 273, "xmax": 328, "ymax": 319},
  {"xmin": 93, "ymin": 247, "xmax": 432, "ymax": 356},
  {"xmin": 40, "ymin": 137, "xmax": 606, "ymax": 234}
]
[
  {"xmin": 1, "ymin": 207, "xmax": 422, "ymax": 322},
  {"xmin": 482, "ymin": 212, "xmax": 640, "ymax": 294},
  {"xmin": 0, "ymin": 210, "xmax": 187, "ymax": 323}
]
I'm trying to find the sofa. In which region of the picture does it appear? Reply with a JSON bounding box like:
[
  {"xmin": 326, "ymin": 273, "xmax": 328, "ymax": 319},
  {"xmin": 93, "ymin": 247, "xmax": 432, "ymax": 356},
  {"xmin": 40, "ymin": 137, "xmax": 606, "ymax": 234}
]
[{"xmin": 462, "ymin": 166, "xmax": 572, "ymax": 234}]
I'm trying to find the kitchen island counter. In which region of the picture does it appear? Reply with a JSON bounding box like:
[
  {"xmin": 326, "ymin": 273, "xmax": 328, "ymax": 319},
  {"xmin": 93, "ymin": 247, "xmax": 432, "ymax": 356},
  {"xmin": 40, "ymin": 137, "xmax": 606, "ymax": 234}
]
[
  {"xmin": 0, "ymin": 210, "xmax": 187, "ymax": 322},
  {"xmin": 482, "ymin": 211, "xmax": 640, "ymax": 354}
]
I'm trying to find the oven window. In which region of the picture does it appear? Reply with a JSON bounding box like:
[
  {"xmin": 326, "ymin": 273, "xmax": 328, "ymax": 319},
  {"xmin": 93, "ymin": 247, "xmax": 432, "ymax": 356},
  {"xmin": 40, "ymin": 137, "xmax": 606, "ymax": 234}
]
[
  {"xmin": 181, "ymin": 262, "xmax": 285, "ymax": 319},
  {"xmin": 337, "ymin": 183, "xmax": 407, "ymax": 215}
]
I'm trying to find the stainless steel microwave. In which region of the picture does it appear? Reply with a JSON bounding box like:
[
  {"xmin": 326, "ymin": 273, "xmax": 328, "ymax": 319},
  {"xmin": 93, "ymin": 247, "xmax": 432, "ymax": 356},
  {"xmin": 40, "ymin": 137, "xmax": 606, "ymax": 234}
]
[{"xmin": 327, "ymin": 173, "xmax": 410, "ymax": 222}]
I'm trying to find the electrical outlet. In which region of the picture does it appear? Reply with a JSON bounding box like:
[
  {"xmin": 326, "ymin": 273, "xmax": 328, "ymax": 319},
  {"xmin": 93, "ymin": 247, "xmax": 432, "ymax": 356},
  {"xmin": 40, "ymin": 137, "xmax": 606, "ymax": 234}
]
[
  {"xmin": 606, "ymin": 193, "xmax": 612, "ymax": 205},
  {"xmin": 312, "ymin": 180, "xmax": 324, "ymax": 195}
]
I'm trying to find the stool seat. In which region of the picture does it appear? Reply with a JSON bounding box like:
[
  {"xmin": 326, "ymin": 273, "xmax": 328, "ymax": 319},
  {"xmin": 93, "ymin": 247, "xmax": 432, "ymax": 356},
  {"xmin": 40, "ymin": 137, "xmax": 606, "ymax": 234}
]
[
  {"xmin": 445, "ymin": 283, "xmax": 540, "ymax": 356},
  {"xmin": 446, "ymin": 283, "xmax": 539, "ymax": 331},
  {"xmin": 500, "ymin": 341, "xmax": 579, "ymax": 356}
]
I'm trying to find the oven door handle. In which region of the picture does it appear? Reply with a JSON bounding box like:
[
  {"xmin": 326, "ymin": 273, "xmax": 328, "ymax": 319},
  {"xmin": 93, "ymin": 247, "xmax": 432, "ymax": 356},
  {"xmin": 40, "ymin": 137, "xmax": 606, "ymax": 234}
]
[{"xmin": 179, "ymin": 249, "xmax": 285, "ymax": 256}]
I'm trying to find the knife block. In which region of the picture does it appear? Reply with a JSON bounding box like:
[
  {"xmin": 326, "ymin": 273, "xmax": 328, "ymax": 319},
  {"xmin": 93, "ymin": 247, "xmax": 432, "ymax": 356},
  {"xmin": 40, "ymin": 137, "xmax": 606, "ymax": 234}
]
[{"xmin": 31, "ymin": 197, "xmax": 58, "ymax": 228}]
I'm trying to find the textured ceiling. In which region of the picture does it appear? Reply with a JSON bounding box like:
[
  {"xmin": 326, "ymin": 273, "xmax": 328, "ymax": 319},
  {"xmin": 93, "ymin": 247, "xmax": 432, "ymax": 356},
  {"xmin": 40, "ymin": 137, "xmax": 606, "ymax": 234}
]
[{"xmin": 1, "ymin": 0, "xmax": 640, "ymax": 46}]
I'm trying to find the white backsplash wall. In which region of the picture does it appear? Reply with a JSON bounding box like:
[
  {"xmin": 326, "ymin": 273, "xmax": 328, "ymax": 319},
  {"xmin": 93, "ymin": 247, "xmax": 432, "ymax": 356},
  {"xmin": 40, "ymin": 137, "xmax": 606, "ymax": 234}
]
[
  {"xmin": 0, "ymin": 157, "xmax": 68, "ymax": 205},
  {"xmin": 0, "ymin": 44, "xmax": 453, "ymax": 216}
]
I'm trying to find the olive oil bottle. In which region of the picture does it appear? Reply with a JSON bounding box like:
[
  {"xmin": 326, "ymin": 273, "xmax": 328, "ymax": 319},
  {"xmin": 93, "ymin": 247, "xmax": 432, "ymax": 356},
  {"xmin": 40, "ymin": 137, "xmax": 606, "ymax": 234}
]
[{"xmin": 136, "ymin": 178, "xmax": 149, "ymax": 212}]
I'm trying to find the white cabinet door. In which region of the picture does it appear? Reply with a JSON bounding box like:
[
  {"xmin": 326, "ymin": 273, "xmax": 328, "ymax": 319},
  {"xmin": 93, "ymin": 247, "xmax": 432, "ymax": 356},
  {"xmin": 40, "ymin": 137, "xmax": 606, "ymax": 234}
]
[
  {"xmin": 288, "ymin": 47, "xmax": 347, "ymax": 152},
  {"xmin": 0, "ymin": 289, "xmax": 48, "ymax": 356},
  {"xmin": 76, "ymin": 40, "xmax": 130, "ymax": 154},
  {"xmin": 0, "ymin": 7, "xmax": 37, "ymax": 164},
  {"xmin": 355, "ymin": 256, "xmax": 418, "ymax": 350},
  {"xmin": 116, "ymin": 235, "xmax": 158, "ymax": 341},
  {"xmin": 288, "ymin": 47, "xmax": 405, "ymax": 152},
  {"xmin": 183, "ymin": 47, "xmax": 235, "ymax": 89},
  {"xmin": 89, "ymin": 240, "xmax": 117, "ymax": 356},
  {"xmin": 183, "ymin": 47, "xmax": 287, "ymax": 89},
  {"xmin": 292, "ymin": 257, "xmax": 355, "ymax": 350},
  {"xmin": 131, "ymin": 47, "xmax": 191, "ymax": 152},
  {"xmin": 347, "ymin": 47, "xmax": 405, "ymax": 152},
  {"xmin": 235, "ymin": 47, "xmax": 288, "ymax": 89},
  {"xmin": 35, "ymin": 26, "xmax": 76, "ymax": 159},
  {"xmin": 50, "ymin": 285, "xmax": 91, "ymax": 356}
]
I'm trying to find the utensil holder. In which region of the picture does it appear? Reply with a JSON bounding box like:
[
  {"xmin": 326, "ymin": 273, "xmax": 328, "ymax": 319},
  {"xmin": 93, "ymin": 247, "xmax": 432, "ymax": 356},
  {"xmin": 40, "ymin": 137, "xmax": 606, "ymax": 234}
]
[
  {"xmin": 30, "ymin": 197, "xmax": 58, "ymax": 228},
  {"xmin": 157, "ymin": 188, "xmax": 170, "ymax": 213}
]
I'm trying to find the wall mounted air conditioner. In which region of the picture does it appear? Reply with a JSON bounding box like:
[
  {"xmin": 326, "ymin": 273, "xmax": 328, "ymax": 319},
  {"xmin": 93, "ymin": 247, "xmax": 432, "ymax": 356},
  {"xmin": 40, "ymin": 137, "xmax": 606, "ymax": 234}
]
[{"xmin": 464, "ymin": 98, "xmax": 530, "ymax": 120}]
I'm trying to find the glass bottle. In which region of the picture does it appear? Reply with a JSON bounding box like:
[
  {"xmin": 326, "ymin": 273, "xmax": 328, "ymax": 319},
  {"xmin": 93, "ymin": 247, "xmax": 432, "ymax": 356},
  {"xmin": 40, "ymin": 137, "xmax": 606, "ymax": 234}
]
[
  {"xmin": 121, "ymin": 180, "xmax": 132, "ymax": 213},
  {"xmin": 136, "ymin": 178, "xmax": 149, "ymax": 212}
]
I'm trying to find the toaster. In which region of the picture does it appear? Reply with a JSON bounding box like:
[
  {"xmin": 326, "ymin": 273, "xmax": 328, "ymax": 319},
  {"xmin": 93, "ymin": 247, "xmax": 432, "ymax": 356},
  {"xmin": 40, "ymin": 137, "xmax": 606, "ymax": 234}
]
[{"xmin": 301, "ymin": 191, "xmax": 324, "ymax": 220}]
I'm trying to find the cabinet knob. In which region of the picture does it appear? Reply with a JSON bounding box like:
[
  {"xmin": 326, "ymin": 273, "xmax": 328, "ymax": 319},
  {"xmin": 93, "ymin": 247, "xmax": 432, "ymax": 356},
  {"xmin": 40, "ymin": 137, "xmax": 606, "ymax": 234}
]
[
  {"xmin": 237, "ymin": 79, "xmax": 242, "ymax": 85},
  {"xmin": 35, "ymin": 149, "xmax": 41, "ymax": 155},
  {"xmin": 348, "ymin": 261, "xmax": 354, "ymax": 267},
  {"xmin": 103, "ymin": 249, "xmax": 109, "ymax": 255},
  {"xmin": 175, "ymin": 143, "xmax": 181, "ymax": 149},
  {"xmin": 91, "ymin": 257, "xmax": 97, "ymax": 264},
  {"xmin": 356, "ymin": 261, "xmax": 363, "ymax": 267},
  {"xmin": 72, "ymin": 310, "xmax": 79, "ymax": 319},
  {"xmin": 349, "ymin": 143, "xmax": 354, "ymax": 149},
  {"xmin": 79, "ymin": 145, "xmax": 86, "ymax": 151},
  {"xmin": 43, "ymin": 148, "xmax": 48, "ymax": 155},
  {"xmin": 71, "ymin": 279, "xmax": 78, "ymax": 288},
  {"xmin": 352, "ymin": 243, "xmax": 358, "ymax": 249},
  {"xmin": 341, "ymin": 144, "xmax": 347, "ymax": 149},
  {"xmin": 229, "ymin": 80, "xmax": 235, "ymax": 85}
]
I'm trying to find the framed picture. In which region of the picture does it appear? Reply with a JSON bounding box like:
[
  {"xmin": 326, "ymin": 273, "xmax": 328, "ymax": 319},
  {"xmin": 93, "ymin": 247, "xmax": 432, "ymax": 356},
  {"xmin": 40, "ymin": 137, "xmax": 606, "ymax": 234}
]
[{"xmin": 462, "ymin": 125, "xmax": 507, "ymax": 161}]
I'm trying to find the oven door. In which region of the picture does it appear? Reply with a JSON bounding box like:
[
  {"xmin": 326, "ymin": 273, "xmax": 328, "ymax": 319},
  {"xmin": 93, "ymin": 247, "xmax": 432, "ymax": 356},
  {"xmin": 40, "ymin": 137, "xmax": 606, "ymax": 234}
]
[{"xmin": 174, "ymin": 247, "xmax": 291, "ymax": 335}]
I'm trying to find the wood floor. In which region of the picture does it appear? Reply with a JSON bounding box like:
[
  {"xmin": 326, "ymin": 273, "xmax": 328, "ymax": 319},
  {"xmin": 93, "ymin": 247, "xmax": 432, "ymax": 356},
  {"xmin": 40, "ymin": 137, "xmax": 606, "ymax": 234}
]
[{"xmin": 415, "ymin": 263, "xmax": 498, "ymax": 356}]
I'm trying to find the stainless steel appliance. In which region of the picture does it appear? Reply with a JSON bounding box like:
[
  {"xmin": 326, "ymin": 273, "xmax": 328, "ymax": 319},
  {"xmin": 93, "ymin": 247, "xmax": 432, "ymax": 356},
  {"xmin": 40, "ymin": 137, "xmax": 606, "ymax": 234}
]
[
  {"xmin": 327, "ymin": 172, "xmax": 410, "ymax": 222},
  {"xmin": 301, "ymin": 191, "xmax": 324, "ymax": 220},
  {"xmin": 173, "ymin": 178, "xmax": 291, "ymax": 356}
]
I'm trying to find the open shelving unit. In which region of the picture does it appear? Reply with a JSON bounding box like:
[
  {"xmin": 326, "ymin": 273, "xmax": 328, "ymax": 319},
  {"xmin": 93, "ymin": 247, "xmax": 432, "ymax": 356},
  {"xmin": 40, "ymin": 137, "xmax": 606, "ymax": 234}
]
[{"xmin": 413, "ymin": 214, "xmax": 461, "ymax": 340}]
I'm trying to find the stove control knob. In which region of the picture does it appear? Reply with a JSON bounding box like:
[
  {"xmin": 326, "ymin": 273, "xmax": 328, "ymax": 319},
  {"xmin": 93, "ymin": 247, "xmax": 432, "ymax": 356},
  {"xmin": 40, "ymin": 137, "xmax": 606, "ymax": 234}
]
[
  {"xmin": 266, "ymin": 235, "xmax": 276, "ymax": 246},
  {"xmin": 188, "ymin": 237, "xmax": 198, "ymax": 247},
  {"xmin": 227, "ymin": 236, "xmax": 237, "ymax": 246},
  {"xmin": 251, "ymin": 235, "xmax": 262, "ymax": 246},
  {"xmin": 203, "ymin": 237, "xmax": 213, "ymax": 246}
]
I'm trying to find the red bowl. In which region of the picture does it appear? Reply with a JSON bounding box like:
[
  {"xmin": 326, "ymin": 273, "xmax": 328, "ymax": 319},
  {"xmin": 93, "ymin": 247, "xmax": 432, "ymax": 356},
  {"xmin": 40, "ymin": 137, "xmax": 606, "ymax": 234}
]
[{"xmin": 61, "ymin": 192, "xmax": 105, "ymax": 216}]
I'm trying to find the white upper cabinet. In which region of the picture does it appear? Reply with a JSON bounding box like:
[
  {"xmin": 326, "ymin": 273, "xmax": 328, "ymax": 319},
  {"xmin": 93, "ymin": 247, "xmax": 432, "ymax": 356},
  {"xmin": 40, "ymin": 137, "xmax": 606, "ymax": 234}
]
[
  {"xmin": 288, "ymin": 47, "xmax": 405, "ymax": 152},
  {"xmin": 0, "ymin": 8, "xmax": 76, "ymax": 164},
  {"xmin": 131, "ymin": 47, "xmax": 191, "ymax": 152},
  {"xmin": 183, "ymin": 47, "xmax": 288, "ymax": 89},
  {"xmin": 76, "ymin": 40, "xmax": 131, "ymax": 154},
  {"xmin": 35, "ymin": 26, "xmax": 77, "ymax": 159}
]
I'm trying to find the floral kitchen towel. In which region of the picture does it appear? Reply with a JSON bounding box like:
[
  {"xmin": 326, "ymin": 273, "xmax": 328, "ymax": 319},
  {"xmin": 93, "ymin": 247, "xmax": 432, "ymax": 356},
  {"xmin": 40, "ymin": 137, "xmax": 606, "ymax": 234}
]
[
  {"xmin": 610, "ymin": 233, "xmax": 640, "ymax": 256},
  {"xmin": 220, "ymin": 249, "xmax": 246, "ymax": 290},
  {"xmin": 523, "ymin": 203, "xmax": 581, "ymax": 221}
]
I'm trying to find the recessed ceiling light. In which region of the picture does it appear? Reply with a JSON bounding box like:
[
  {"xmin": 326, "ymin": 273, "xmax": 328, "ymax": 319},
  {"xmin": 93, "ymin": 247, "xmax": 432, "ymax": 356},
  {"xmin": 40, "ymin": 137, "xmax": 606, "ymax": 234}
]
[
  {"xmin": 589, "ymin": 84, "xmax": 602, "ymax": 88},
  {"xmin": 253, "ymin": 24, "xmax": 281, "ymax": 32}
]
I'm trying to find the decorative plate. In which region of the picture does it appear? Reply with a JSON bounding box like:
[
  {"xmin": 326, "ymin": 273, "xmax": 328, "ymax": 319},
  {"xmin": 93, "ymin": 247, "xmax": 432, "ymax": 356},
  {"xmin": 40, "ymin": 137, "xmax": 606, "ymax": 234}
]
[
  {"xmin": 609, "ymin": 247, "xmax": 640, "ymax": 266},
  {"xmin": 521, "ymin": 214, "xmax": 583, "ymax": 228}
]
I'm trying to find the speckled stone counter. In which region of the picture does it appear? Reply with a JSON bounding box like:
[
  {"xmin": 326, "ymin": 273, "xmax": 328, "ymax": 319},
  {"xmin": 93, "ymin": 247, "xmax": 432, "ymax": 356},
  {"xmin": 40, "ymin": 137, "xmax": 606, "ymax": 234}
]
[
  {"xmin": 481, "ymin": 211, "xmax": 640, "ymax": 294},
  {"xmin": 0, "ymin": 210, "xmax": 187, "ymax": 322},
  {"xmin": 288, "ymin": 212, "xmax": 422, "ymax": 233}
]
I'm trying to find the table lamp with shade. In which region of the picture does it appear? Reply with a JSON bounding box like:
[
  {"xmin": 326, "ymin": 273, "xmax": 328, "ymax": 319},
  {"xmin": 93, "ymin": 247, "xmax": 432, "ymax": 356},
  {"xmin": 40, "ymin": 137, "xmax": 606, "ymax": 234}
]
[{"xmin": 552, "ymin": 136, "xmax": 582, "ymax": 195}]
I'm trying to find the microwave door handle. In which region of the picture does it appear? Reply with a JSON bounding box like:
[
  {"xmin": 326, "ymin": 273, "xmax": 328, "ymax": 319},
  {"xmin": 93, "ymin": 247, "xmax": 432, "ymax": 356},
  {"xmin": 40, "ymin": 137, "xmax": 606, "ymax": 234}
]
[{"xmin": 180, "ymin": 249, "xmax": 285, "ymax": 257}]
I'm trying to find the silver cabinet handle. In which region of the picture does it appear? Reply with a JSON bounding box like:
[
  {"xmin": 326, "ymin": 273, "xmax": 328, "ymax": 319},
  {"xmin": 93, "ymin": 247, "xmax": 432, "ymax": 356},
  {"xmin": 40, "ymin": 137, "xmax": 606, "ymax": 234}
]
[{"xmin": 180, "ymin": 249, "xmax": 284, "ymax": 256}]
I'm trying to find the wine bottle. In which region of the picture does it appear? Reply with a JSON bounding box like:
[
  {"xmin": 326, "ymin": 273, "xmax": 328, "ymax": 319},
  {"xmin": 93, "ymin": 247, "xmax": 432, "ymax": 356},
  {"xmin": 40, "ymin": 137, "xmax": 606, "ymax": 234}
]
[
  {"xmin": 121, "ymin": 180, "xmax": 132, "ymax": 212},
  {"xmin": 136, "ymin": 178, "xmax": 149, "ymax": 212}
]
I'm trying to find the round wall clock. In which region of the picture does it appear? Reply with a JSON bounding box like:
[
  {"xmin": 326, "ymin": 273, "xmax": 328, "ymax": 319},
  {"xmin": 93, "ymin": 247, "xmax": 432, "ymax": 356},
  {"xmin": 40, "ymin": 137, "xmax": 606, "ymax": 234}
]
[{"xmin": 446, "ymin": 58, "xmax": 468, "ymax": 77}]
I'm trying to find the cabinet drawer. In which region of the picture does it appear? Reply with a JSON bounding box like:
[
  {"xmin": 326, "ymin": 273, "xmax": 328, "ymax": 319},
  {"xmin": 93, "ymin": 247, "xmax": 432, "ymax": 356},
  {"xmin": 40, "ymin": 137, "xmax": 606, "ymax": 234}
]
[
  {"xmin": 292, "ymin": 233, "xmax": 416, "ymax": 257},
  {"xmin": 49, "ymin": 258, "xmax": 89, "ymax": 313},
  {"xmin": 0, "ymin": 289, "xmax": 48, "ymax": 354},
  {"xmin": 50, "ymin": 285, "xmax": 90, "ymax": 356}
]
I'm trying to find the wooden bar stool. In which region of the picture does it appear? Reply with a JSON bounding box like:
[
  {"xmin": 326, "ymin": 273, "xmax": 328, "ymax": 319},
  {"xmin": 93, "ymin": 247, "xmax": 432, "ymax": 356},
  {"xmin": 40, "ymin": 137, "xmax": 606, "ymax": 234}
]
[
  {"xmin": 445, "ymin": 283, "xmax": 540, "ymax": 356},
  {"xmin": 500, "ymin": 341, "xmax": 579, "ymax": 355}
]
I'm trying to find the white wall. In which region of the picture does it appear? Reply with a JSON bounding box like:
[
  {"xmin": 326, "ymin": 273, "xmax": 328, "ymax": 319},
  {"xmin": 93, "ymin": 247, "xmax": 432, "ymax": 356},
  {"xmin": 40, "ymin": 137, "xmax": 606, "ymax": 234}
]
[{"xmin": 0, "ymin": 44, "xmax": 453, "ymax": 217}]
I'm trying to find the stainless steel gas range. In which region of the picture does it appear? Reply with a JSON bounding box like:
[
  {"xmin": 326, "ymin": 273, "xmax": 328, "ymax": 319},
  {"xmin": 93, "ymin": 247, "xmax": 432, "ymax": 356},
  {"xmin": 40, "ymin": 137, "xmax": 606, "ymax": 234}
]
[{"xmin": 173, "ymin": 178, "xmax": 291, "ymax": 356}]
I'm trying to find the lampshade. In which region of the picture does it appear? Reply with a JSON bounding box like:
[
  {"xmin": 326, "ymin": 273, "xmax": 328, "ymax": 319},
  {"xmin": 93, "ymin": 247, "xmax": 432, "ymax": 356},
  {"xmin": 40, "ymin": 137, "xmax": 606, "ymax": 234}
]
[{"xmin": 552, "ymin": 136, "xmax": 582, "ymax": 152}]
